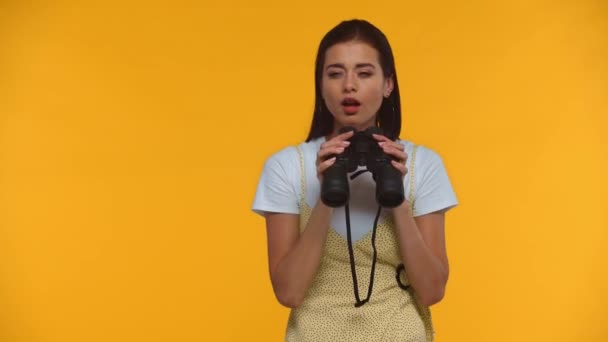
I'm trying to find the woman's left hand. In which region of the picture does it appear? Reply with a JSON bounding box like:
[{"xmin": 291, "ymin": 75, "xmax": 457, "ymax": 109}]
[{"xmin": 372, "ymin": 134, "xmax": 408, "ymax": 178}]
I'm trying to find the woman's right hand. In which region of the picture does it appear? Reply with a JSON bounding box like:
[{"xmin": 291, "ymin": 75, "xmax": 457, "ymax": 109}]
[{"xmin": 316, "ymin": 130, "xmax": 354, "ymax": 182}]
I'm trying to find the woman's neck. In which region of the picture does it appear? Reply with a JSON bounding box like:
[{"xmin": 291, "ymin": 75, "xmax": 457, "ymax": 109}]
[{"xmin": 326, "ymin": 123, "xmax": 377, "ymax": 140}]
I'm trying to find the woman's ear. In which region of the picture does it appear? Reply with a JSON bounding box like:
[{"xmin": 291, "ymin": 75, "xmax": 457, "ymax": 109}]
[{"xmin": 384, "ymin": 75, "xmax": 394, "ymax": 98}]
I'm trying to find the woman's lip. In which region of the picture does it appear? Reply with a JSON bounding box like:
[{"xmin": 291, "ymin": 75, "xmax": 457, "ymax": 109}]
[
  {"xmin": 341, "ymin": 98, "xmax": 361, "ymax": 105},
  {"xmin": 343, "ymin": 105, "xmax": 360, "ymax": 114}
]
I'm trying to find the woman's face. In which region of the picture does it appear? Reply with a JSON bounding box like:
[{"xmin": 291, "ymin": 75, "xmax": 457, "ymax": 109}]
[{"xmin": 321, "ymin": 41, "xmax": 393, "ymax": 135}]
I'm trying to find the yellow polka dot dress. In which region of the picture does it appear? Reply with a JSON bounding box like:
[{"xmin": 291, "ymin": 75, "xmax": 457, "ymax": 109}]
[{"xmin": 286, "ymin": 146, "xmax": 434, "ymax": 342}]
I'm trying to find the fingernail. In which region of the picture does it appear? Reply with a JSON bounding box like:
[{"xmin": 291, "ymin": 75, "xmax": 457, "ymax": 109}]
[
  {"xmin": 342, "ymin": 141, "xmax": 350, "ymax": 146},
  {"xmin": 378, "ymin": 142, "xmax": 385, "ymax": 146}
]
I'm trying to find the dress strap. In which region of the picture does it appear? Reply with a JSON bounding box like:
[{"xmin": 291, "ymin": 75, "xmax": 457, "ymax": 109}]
[
  {"xmin": 295, "ymin": 145, "xmax": 306, "ymax": 204},
  {"xmin": 408, "ymin": 145, "xmax": 419, "ymax": 212}
]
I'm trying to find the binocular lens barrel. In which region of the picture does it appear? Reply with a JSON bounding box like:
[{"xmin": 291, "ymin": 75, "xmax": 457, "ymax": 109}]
[{"xmin": 321, "ymin": 163, "xmax": 350, "ymax": 207}]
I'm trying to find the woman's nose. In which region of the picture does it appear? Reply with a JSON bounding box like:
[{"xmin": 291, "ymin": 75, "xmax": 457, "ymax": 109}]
[{"xmin": 343, "ymin": 73, "xmax": 357, "ymax": 92}]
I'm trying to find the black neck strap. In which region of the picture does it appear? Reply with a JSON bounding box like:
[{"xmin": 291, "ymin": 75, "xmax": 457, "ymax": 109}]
[{"xmin": 344, "ymin": 168, "xmax": 382, "ymax": 308}]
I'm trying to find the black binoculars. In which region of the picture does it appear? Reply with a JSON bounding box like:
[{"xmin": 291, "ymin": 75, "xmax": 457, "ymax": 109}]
[{"xmin": 321, "ymin": 126, "xmax": 405, "ymax": 208}]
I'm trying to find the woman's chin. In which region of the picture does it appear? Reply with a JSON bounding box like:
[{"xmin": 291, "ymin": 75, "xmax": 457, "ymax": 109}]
[{"xmin": 336, "ymin": 118, "xmax": 375, "ymax": 132}]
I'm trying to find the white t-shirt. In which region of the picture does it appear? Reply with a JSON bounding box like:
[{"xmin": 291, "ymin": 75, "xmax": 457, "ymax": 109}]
[{"xmin": 252, "ymin": 137, "xmax": 458, "ymax": 242}]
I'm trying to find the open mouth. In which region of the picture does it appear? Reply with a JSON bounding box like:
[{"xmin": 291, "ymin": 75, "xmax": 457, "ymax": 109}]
[{"xmin": 341, "ymin": 98, "xmax": 361, "ymax": 114}]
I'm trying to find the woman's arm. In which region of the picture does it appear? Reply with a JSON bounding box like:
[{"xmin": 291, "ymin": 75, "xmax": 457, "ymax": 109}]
[
  {"xmin": 392, "ymin": 202, "xmax": 449, "ymax": 306},
  {"xmin": 371, "ymin": 133, "xmax": 451, "ymax": 306},
  {"xmin": 264, "ymin": 130, "xmax": 353, "ymax": 308},
  {"xmin": 265, "ymin": 201, "xmax": 333, "ymax": 308}
]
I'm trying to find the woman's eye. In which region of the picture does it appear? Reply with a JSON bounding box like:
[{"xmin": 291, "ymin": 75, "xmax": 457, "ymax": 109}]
[
  {"xmin": 359, "ymin": 72, "xmax": 372, "ymax": 78},
  {"xmin": 328, "ymin": 72, "xmax": 342, "ymax": 78}
]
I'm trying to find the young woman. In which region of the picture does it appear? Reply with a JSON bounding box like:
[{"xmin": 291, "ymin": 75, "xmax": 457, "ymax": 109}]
[{"xmin": 252, "ymin": 19, "xmax": 458, "ymax": 341}]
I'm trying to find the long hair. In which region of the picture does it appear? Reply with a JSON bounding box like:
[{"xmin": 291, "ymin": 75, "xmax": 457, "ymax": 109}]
[{"xmin": 306, "ymin": 19, "xmax": 402, "ymax": 142}]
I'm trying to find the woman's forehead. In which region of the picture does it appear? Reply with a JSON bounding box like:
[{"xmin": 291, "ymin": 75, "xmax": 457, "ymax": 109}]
[{"xmin": 324, "ymin": 41, "xmax": 380, "ymax": 67}]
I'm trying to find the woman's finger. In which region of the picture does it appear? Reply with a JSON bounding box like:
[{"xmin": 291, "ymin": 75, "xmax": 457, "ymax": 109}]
[
  {"xmin": 377, "ymin": 141, "xmax": 405, "ymax": 152},
  {"xmin": 381, "ymin": 145, "xmax": 408, "ymax": 163},
  {"xmin": 317, "ymin": 157, "xmax": 336, "ymax": 175},
  {"xmin": 317, "ymin": 146, "xmax": 346, "ymax": 164},
  {"xmin": 323, "ymin": 130, "xmax": 354, "ymax": 147},
  {"xmin": 334, "ymin": 130, "xmax": 355, "ymax": 141},
  {"xmin": 371, "ymin": 133, "xmax": 391, "ymax": 143},
  {"xmin": 320, "ymin": 131, "xmax": 353, "ymax": 150},
  {"xmin": 391, "ymin": 160, "xmax": 408, "ymax": 176},
  {"xmin": 372, "ymin": 133, "xmax": 403, "ymax": 147},
  {"xmin": 320, "ymin": 139, "xmax": 349, "ymax": 150}
]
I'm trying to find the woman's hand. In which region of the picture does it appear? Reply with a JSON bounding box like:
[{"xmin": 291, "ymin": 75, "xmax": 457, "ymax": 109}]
[
  {"xmin": 316, "ymin": 130, "xmax": 354, "ymax": 181},
  {"xmin": 372, "ymin": 133, "xmax": 408, "ymax": 179}
]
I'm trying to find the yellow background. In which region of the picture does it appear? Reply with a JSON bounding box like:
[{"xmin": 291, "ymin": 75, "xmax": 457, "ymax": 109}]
[{"xmin": 1, "ymin": 0, "xmax": 607, "ymax": 341}]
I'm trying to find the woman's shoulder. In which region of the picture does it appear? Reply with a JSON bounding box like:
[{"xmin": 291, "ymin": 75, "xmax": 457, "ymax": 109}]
[
  {"xmin": 262, "ymin": 137, "xmax": 323, "ymax": 168},
  {"xmin": 299, "ymin": 136, "xmax": 325, "ymax": 154},
  {"xmin": 397, "ymin": 139, "xmax": 445, "ymax": 168},
  {"xmin": 397, "ymin": 139, "xmax": 458, "ymax": 215},
  {"xmin": 263, "ymin": 145, "xmax": 299, "ymax": 170}
]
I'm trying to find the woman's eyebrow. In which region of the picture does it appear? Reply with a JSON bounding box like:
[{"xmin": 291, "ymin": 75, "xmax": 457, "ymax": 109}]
[{"xmin": 325, "ymin": 63, "xmax": 376, "ymax": 70}]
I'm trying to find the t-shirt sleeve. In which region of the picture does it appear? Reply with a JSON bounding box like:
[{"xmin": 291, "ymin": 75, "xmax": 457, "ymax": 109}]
[
  {"xmin": 412, "ymin": 146, "xmax": 458, "ymax": 217},
  {"xmin": 251, "ymin": 147, "xmax": 300, "ymax": 217}
]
